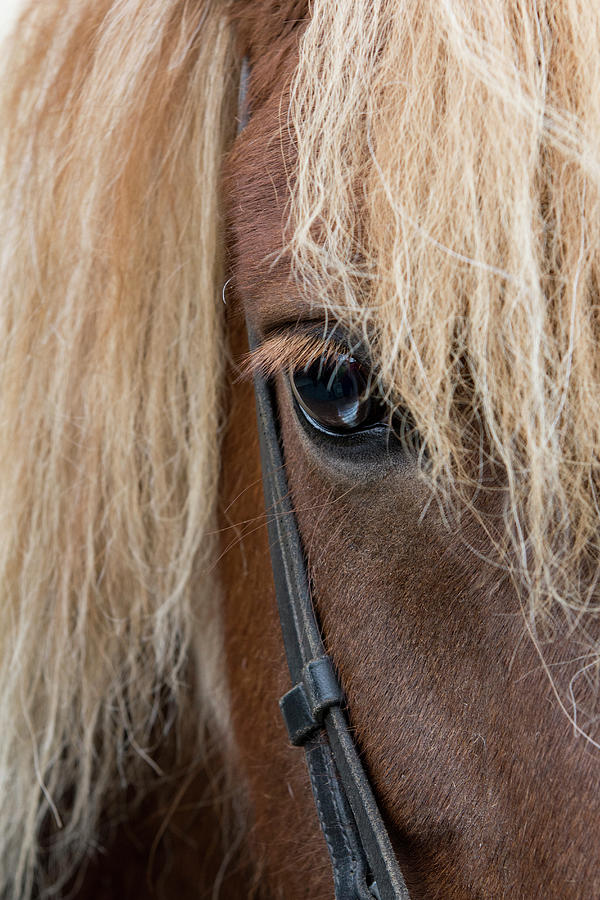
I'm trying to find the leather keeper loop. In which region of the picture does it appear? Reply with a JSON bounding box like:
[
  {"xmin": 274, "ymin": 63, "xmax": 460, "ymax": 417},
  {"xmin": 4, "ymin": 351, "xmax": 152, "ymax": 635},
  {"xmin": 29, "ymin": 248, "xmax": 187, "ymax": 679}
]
[{"xmin": 280, "ymin": 655, "xmax": 344, "ymax": 746}]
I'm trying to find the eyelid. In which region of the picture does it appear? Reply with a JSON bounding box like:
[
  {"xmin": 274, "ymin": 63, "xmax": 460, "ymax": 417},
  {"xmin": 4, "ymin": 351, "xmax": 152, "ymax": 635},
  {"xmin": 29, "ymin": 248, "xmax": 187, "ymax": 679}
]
[{"xmin": 241, "ymin": 326, "xmax": 361, "ymax": 382}]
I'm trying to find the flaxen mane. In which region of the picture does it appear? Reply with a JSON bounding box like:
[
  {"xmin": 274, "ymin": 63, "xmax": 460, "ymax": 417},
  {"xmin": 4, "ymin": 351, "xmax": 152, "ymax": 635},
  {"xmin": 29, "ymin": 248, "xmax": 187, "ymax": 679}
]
[
  {"xmin": 1, "ymin": 0, "xmax": 600, "ymax": 896},
  {"xmin": 0, "ymin": 2, "xmax": 238, "ymax": 895}
]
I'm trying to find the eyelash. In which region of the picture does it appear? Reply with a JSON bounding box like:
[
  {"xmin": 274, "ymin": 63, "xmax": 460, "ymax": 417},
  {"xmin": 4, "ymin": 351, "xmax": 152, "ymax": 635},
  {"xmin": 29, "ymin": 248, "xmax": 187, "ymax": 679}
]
[{"xmin": 243, "ymin": 326, "xmax": 372, "ymax": 383}]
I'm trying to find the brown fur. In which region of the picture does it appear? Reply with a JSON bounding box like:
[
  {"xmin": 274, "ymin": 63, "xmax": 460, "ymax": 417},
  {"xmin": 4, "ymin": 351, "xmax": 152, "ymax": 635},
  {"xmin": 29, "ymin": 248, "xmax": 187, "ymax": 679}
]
[{"xmin": 219, "ymin": 310, "xmax": 331, "ymax": 898}]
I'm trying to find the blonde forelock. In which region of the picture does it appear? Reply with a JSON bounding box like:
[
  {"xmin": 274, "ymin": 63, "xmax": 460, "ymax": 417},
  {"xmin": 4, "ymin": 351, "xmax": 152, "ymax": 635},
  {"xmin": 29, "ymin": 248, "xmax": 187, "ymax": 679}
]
[{"xmin": 290, "ymin": 0, "xmax": 600, "ymax": 669}]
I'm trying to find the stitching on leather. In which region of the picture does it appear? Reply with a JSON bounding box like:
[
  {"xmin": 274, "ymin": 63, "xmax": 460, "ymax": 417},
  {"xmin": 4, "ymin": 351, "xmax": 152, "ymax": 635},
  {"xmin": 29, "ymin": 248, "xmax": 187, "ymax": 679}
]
[
  {"xmin": 306, "ymin": 744, "xmax": 342, "ymax": 888},
  {"xmin": 307, "ymin": 738, "xmax": 363, "ymax": 895}
]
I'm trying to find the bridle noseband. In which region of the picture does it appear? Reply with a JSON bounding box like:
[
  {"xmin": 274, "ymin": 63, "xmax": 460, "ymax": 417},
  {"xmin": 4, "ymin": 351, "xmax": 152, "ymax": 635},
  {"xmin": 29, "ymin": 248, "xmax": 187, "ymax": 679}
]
[{"xmin": 239, "ymin": 60, "xmax": 411, "ymax": 900}]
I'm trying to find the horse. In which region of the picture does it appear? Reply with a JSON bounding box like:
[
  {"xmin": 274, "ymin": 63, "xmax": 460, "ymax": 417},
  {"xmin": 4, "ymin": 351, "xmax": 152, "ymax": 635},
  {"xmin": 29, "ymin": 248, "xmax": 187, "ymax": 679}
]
[{"xmin": 1, "ymin": 1, "xmax": 600, "ymax": 897}]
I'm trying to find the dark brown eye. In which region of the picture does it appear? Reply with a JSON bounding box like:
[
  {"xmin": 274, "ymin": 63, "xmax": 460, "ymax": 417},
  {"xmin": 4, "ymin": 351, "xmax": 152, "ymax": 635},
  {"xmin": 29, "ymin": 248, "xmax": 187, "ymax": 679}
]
[{"xmin": 290, "ymin": 355, "xmax": 388, "ymax": 435}]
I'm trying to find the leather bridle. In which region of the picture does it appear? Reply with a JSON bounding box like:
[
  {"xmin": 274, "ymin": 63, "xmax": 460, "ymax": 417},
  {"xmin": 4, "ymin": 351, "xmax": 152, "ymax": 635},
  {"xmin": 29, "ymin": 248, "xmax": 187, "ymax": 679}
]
[
  {"xmin": 238, "ymin": 59, "xmax": 411, "ymax": 900},
  {"xmin": 249, "ymin": 341, "xmax": 412, "ymax": 900}
]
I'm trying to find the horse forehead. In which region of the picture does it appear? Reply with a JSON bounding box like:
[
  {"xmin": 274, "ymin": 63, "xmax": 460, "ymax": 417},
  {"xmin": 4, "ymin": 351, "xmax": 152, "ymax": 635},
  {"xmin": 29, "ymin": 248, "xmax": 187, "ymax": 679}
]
[
  {"xmin": 231, "ymin": 0, "xmax": 308, "ymax": 113},
  {"xmin": 225, "ymin": 49, "xmax": 305, "ymax": 329},
  {"xmin": 232, "ymin": 0, "xmax": 308, "ymax": 58}
]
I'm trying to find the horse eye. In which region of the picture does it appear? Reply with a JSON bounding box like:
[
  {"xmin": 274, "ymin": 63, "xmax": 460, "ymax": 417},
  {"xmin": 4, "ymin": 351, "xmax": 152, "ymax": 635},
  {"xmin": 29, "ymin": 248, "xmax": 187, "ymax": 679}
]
[{"xmin": 290, "ymin": 354, "xmax": 388, "ymax": 436}]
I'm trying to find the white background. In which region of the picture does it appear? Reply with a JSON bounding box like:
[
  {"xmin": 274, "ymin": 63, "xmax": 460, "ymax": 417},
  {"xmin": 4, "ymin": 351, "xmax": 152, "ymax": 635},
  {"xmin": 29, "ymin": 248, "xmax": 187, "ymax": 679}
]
[{"xmin": 0, "ymin": 0, "xmax": 24, "ymax": 41}]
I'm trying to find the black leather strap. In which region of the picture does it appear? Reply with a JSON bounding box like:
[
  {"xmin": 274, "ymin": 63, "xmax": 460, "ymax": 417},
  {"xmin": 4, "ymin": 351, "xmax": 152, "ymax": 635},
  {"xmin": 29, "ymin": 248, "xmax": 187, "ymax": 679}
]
[
  {"xmin": 238, "ymin": 56, "xmax": 411, "ymax": 900},
  {"xmin": 249, "ymin": 332, "xmax": 411, "ymax": 900}
]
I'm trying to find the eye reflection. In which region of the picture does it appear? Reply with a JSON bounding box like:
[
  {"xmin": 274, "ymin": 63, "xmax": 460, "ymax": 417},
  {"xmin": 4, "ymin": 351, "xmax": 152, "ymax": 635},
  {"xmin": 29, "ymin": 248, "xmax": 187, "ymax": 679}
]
[{"xmin": 290, "ymin": 354, "xmax": 388, "ymax": 435}]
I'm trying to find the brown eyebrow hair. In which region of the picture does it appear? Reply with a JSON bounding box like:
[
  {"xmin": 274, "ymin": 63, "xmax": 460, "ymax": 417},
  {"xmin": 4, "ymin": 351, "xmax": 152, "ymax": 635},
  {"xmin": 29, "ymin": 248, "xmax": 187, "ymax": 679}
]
[{"xmin": 241, "ymin": 330, "xmax": 348, "ymax": 380}]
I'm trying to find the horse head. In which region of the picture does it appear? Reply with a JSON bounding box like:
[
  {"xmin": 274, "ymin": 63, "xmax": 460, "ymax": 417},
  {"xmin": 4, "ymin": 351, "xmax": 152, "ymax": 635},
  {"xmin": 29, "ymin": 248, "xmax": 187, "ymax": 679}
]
[{"xmin": 1, "ymin": 2, "xmax": 599, "ymax": 897}]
